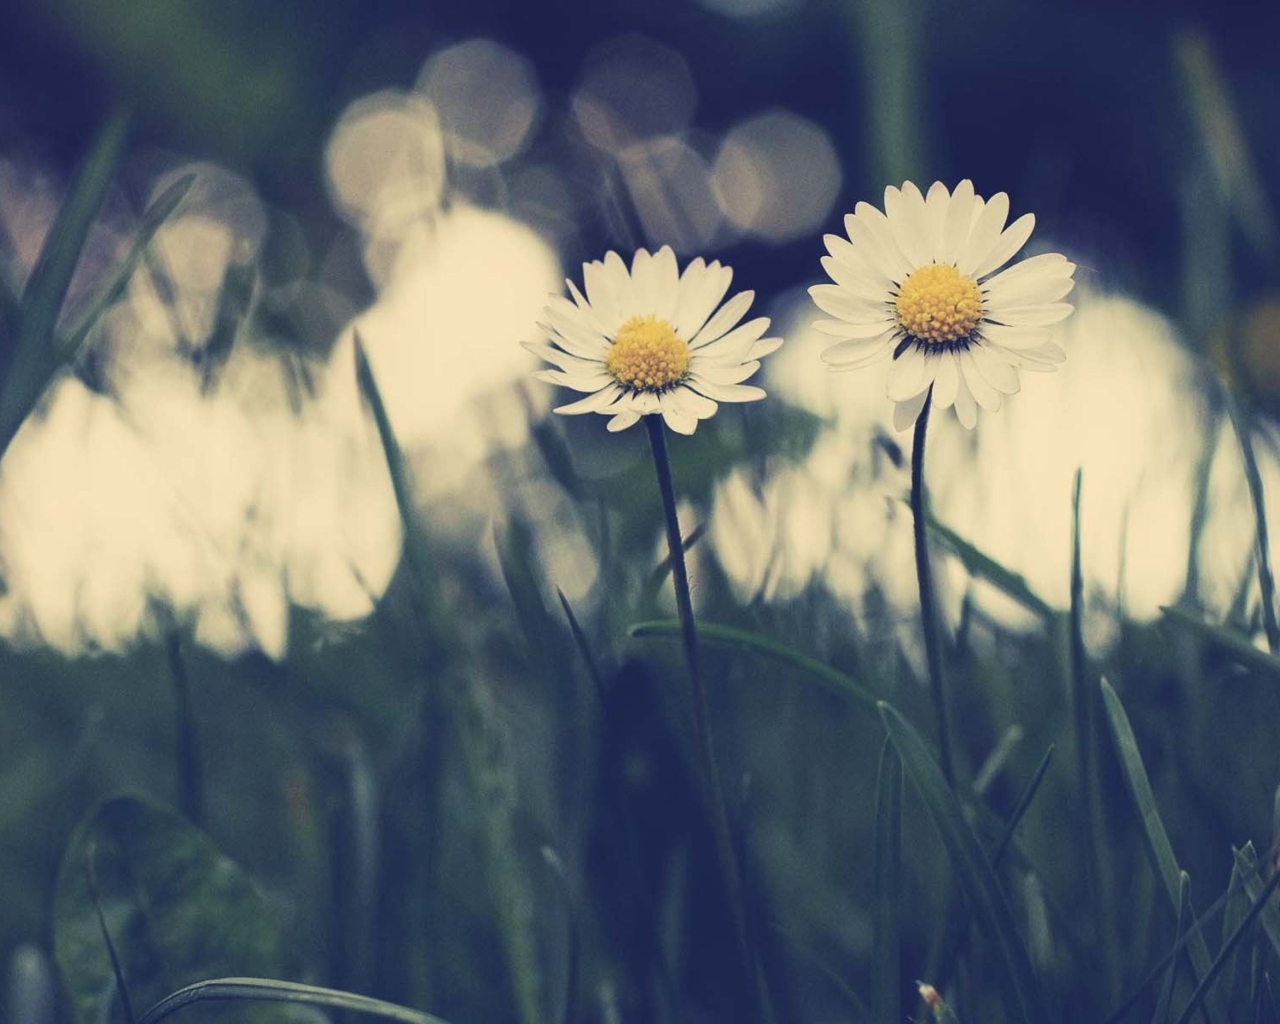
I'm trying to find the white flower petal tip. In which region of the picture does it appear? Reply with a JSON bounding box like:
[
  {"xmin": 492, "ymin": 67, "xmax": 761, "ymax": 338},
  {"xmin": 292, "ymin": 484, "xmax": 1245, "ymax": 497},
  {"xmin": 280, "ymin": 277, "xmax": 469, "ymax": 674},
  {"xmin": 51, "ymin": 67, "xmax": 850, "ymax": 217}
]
[
  {"xmin": 813, "ymin": 179, "xmax": 1075, "ymax": 428},
  {"xmin": 527, "ymin": 249, "xmax": 779, "ymax": 435}
]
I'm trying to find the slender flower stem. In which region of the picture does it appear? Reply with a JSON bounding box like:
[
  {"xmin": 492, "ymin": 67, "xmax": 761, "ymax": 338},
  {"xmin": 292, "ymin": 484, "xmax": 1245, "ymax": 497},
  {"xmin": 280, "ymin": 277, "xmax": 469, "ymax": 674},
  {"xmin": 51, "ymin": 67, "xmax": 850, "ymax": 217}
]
[
  {"xmin": 644, "ymin": 415, "xmax": 772, "ymax": 1024},
  {"xmin": 910, "ymin": 388, "xmax": 957, "ymax": 785}
]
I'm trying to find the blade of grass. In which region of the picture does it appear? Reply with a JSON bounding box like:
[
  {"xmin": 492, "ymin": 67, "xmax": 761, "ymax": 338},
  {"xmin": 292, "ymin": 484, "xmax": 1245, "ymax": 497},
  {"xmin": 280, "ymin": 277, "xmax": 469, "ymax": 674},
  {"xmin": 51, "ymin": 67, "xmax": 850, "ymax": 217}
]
[
  {"xmin": 879, "ymin": 702, "xmax": 1044, "ymax": 1024},
  {"xmin": 58, "ymin": 172, "xmax": 196, "ymax": 362},
  {"xmin": 1151, "ymin": 872, "xmax": 1191, "ymax": 1024},
  {"xmin": 1071, "ymin": 471, "xmax": 1120, "ymax": 1003},
  {"xmin": 137, "ymin": 977, "xmax": 452, "ymax": 1024},
  {"xmin": 1173, "ymin": 867, "xmax": 1280, "ymax": 1024},
  {"xmin": 557, "ymin": 588, "xmax": 605, "ymax": 702},
  {"xmin": 540, "ymin": 847, "xmax": 579, "ymax": 1024},
  {"xmin": 872, "ymin": 738, "xmax": 903, "ymax": 1024},
  {"xmin": 927, "ymin": 514, "xmax": 1054, "ymax": 619},
  {"xmin": 1223, "ymin": 391, "xmax": 1280, "ymax": 652},
  {"xmin": 1100, "ymin": 678, "xmax": 1221, "ymax": 1022},
  {"xmin": 86, "ymin": 843, "xmax": 139, "ymax": 1024},
  {"xmin": 1220, "ymin": 855, "xmax": 1253, "ymax": 1017},
  {"xmin": 628, "ymin": 620, "xmax": 877, "ymax": 715},
  {"xmin": 0, "ymin": 106, "xmax": 130, "ymax": 458},
  {"xmin": 1160, "ymin": 605, "xmax": 1280, "ymax": 681},
  {"xmin": 1233, "ymin": 844, "xmax": 1280, "ymax": 956}
]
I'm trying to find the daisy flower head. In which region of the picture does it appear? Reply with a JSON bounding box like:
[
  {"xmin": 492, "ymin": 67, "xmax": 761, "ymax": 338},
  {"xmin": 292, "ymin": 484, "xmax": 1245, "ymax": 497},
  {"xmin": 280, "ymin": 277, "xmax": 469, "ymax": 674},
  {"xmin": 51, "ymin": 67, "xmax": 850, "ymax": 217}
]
[
  {"xmin": 525, "ymin": 246, "xmax": 782, "ymax": 435},
  {"xmin": 810, "ymin": 180, "xmax": 1076, "ymax": 431}
]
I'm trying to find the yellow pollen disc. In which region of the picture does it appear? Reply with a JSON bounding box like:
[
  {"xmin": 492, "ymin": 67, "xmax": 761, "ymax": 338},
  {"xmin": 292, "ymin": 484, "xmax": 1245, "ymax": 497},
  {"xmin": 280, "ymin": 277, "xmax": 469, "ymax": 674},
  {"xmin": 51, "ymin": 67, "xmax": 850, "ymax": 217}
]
[
  {"xmin": 605, "ymin": 315, "xmax": 690, "ymax": 391},
  {"xmin": 894, "ymin": 264, "xmax": 983, "ymax": 345}
]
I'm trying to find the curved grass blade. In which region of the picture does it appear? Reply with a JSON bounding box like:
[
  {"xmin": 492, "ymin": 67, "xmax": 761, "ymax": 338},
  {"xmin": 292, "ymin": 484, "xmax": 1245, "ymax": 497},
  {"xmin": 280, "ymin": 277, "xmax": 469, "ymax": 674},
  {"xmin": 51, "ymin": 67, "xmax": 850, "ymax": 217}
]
[
  {"xmin": 872, "ymin": 739, "xmax": 902, "ymax": 1024},
  {"xmin": 1160, "ymin": 605, "xmax": 1280, "ymax": 681},
  {"xmin": 879, "ymin": 702, "xmax": 1044, "ymax": 1024},
  {"xmin": 927, "ymin": 514, "xmax": 1054, "ymax": 619},
  {"xmin": 85, "ymin": 844, "xmax": 138, "ymax": 1024},
  {"xmin": 59, "ymin": 172, "xmax": 196, "ymax": 362},
  {"xmin": 137, "ymin": 977, "xmax": 452, "ymax": 1024},
  {"xmin": 558, "ymin": 588, "xmax": 605, "ymax": 702},
  {"xmin": 628, "ymin": 620, "xmax": 877, "ymax": 714},
  {"xmin": 1100, "ymin": 678, "xmax": 1221, "ymax": 1021},
  {"xmin": 0, "ymin": 107, "xmax": 129, "ymax": 458},
  {"xmin": 1173, "ymin": 867, "xmax": 1280, "ymax": 1024}
]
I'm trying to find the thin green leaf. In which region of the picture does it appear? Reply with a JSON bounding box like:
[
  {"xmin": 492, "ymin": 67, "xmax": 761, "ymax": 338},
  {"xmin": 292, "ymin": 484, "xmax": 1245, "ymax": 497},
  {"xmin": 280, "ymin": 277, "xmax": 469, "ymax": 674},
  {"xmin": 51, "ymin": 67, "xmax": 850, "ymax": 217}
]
[
  {"xmin": 1100, "ymin": 678, "xmax": 1220, "ymax": 1014},
  {"xmin": 85, "ymin": 844, "xmax": 139, "ymax": 1024},
  {"xmin": 137, "ymin": 977, "xmax": 452, "ymax": 1024},
  {"xmin": 1233, "ymin": 844, "xmax": 1280, "ymax": 956},
  {"xmin": 1220, "ymin": 851, "xmax": 1253, "ymax": 1014},
  {"xmin": 1151, "ymin": 872, "xmax": 1190, "ymax": 1024},
  {"xmin": 1160, "ymin": 605, "xmax": 1280, "ymax": 681},
  {"xmin": 927, "ymin": 514, "xmax": 1054, "ymax": 619},
  {"xmin": 991, "ymin": 745, "xmax": 1055, "ymax": 867},
  {"xmin": 1071, "ymin": 471, "xmax": 1120, "ymax": 1003},
  {"xmin": 879, "ymin": 702, "xmax": 1044, "ymax": 1024},
  {"xmin": 0, "ymin": 107, "xmax": 130, "ymax": 458},
  {"xmin": 557, "ymin": 588, "xmax": 605, "ymax": 702},
  {"xmin": 1224, "ymin": 390, "xmax": 1280, "ymax": 652},
  {"xmin": 59, "ymin": 172, "xmax": 196, "ymax": 362},
  {"xmin": 541, "ymin": 847, "xmax": 579, "ymax": 1024},
  {"xmin": 1174, "ymin": 867, "xmax": 1280, "ymax": 1024},
  {"xmin": 872, "ymin": 738, "xmax": 902, "ymax": 1024},
  {"xmin": 628, "ymin": 619, "xmax": 877, "ymax": 714},
  {"xmin": 353, "ymin": 333, "xmax": 445, "ymax": 644}
]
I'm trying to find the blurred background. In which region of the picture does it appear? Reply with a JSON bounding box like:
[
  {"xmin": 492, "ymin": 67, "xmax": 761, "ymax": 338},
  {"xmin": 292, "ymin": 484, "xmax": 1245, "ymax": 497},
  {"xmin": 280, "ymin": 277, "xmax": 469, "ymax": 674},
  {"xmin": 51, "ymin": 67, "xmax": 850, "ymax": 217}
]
[{"xmin": 2, "ymin": 0, "xmax": 1280, "ymax": 1021}]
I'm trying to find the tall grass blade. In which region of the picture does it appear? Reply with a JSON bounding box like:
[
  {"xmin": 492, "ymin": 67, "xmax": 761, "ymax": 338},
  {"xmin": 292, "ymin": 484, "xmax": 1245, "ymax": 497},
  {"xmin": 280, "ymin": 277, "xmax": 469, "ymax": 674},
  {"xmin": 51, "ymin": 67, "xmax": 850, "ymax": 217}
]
[
  {"xmin": 1173, "ymin": 868, "xmax": 1280, "ymax": 1024},
  {"xmin": 0, "ymin": 107, "xmax": 129, "ymax": 458},
  {"xmin": 872, "ymin": 738, "xmax": 902, "ymax": 1024},
  {"xmin": 879, "ymin": 702, "xmax": 1044, "ymax": 1024},
  {"xmin": 628, "ymin": 619, "xmax": 878, "ymax": 715},
  {"xmin": 85, "ymin": 844, "xmax": 138, "ymax": 1024},
  {"xmin": 1160, "ymin": 605, "xmax": 1280, "ymax": 681},
  {"xmin": 1100, "ymin": 678, "xmax": 1221, "ymax": 1021},
  {"xmin": 1232, "ymin": 844, "xmax": 1280, "ymax": 956},
  {"xmin": 1223, "ymin": 391, "xmax": 1280, "ymax": 652},
  {"xmin": 1151, "ymin": 872, "xmax": 1190, "ymax": 1024},
  {"xmin": 540, "ymin": 847, "xmax": 579, "ymax": 1024}
]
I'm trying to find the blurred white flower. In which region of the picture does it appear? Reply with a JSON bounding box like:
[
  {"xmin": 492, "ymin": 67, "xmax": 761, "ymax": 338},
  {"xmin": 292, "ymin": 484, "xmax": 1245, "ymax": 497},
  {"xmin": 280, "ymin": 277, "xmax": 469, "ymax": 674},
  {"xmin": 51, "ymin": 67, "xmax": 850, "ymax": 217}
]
[
  {"xmin": 527, "ymin": 246, "xmax": 781, "ymax": 435},
  {"xmin": 811, "ymin": 180, "xmax": 1075, "ymax": 430}
]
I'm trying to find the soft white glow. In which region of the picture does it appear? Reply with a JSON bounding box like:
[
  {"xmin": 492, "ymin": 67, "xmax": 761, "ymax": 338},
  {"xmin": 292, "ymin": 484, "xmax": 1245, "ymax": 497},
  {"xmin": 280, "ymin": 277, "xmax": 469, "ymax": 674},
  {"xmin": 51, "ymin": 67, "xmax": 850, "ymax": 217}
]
[
  {"xmin": 713, "ymin": 111, "xmax": 842, "ymax": 243},
  {"xmin": 620, "ymin": 135, "xmax": 726, "ymax": 253},
  {"xmin": 572, "ymin": 35, "xmax": 698, "ymax": 153},
  {"xmin": 325, "ymin": 91, "xmax": 446, "ymax": 240},
  {"xmin": 417, "ymin": 39, "xmax": 541, "ymax": 167}
]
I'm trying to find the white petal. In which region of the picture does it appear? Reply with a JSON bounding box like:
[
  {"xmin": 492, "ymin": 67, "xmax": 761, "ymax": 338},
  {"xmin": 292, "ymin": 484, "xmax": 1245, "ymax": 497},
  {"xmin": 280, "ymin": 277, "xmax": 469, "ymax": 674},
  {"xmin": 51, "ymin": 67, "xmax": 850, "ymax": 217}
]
[
  {"xmin": 748, "ymin": 337, "xmax": 783, "ymax": 359},
  {"xmin": 659, "ymin": 389, "xmax": 699, "ymax": 434},
  {"xmin": 968, "ymin": 342, "xmax": 1021, "ymax": 394},
  {"xmin": 884, "ymin": 183, "xmax": 928, "ymax": 267},
  {"xmin": 821, "ymin": 331, "xmax": 895, "ymax": 366},
  {"xmin": 542, "ymin": 300, "xmax": 610, "ymax": 359},
  {"xmin": 521, "ymin": 340, "xmax": 603, "ymax": 375},
  {"xmin": 924, "ymin": 181, "xmax": 950, "ymax": 251},
  {"xmin": 979, "ymin": 322, "xmax": 1051, "ymax": 350},
  {"xmin": 583, "ymin": 259, "xmax": 620, "ymax": 326},
  {"xmin": 958, "ymin": 192, "xmax": 1009, "ymax": 275},
  {"xmin": 607, "ymin": 410, "xmax": 642, "ymax": 432},
  {"xmin": 931, "ymin": 353, "xmax": 960, "ymax": 409},
  {"xmin": 680, "ymin": 387, "xmax": 719, "ymax": 419},
  {"xmin": 825, "ymin": 232, "xmax": 895, "ymax": 288},
  {"xmin": 971, "ymin": 213, "xmax": 1035, "ymax": 280},
  {"xmin": 632, "ymin": 391, "xmax": 661, "ymax": 414},
  {"xmin": 673, "ymin": 261, "xmax": 733, "ymax": 340},
  {"xmin": 939, "ymin": 179, "xmax": 976, "ymax": 265},
  {"xmin": 983, "ymin": 252, "xmax": 1073, "ymax": 291},
  {"xmin": 820, "ymin": 255, "xmax": 894, "ymax": 303},
  {"xmin": 893, "ymin": 388, "xmax": 930, "ymax": 432},
  {"xmin": 554, "ymin": 382, "xmax": 623, "ymax": 415},
  {"xmin": 692, "ymin": 316, "xmax": 769, "ymax": 361},
  {"xmin": 958, "ymin": 351, "xmax": 1002, "ymax": 410},
  {"xmin": 686, "ymin": 376, "xmax": 766, "ymax": 403},
  {"xmin": 985, "ymin": 265, "xmax": 1075, "ymax": 308},
  {"xmin": 846, "ymin": 205, "xmax": 912, "ymax": 282},
  {"xmin": 809, "ymin": 283, "xmax": 895, "ymax": 325},
  {"xmin": 694, "ymin": 360, "xmax": 761, "ymax": 385},
  {"xmin": 689, "ymin": 290, "xmax": 755, "ymax": 347},
  {"xmin": 534, "ymin": 369, "xmax": 615, "ymax": 392},
  {"xmin": 887, "ymin": 345, "xmax": 928, "ymax": 401},
  {"xmin": 953, "ymin": 379, "xmax": 979, "ymax": 428},
  {"xmin": 989, "ymin": 302, "xmax": 1074, "ymax": 327},
  {"xmin": 650, "ymin": 246, "xmax": 680, "ymax": 320}
]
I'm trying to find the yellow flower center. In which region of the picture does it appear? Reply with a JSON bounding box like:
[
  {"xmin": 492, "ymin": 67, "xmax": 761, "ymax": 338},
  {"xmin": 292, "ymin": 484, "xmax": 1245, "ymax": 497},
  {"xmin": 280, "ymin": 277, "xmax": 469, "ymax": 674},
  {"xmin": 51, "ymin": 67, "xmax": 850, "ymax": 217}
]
[
  {"xmin": 895, "ymin": 264, "xmax": 983, "ymax": 345},
  {"xmin": 605, "ymin": 315, "xmax": 690, "ymax": 391}
]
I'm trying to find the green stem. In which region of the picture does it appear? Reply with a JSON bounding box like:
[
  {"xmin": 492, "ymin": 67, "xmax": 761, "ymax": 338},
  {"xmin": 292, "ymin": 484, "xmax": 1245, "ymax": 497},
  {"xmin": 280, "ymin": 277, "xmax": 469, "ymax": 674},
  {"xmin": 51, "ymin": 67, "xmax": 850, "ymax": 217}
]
[
  {"xmin": 166, "ymin": 632, "xmax": 203, "ymax": 827},
  {"xmin": 910, "ymin": 389, "xmax": 956, "ymax": 785},
  {"xmin": 644, "ymin": 415, "xmax": 771, "ymax": 1024}
]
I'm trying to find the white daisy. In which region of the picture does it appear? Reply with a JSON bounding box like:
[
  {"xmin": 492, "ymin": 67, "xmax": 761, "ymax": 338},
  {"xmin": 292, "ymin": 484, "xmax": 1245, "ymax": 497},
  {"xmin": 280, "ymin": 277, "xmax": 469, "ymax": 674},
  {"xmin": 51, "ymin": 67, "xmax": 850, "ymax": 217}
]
[
  {"xmin": 525, "ymin": 246, "xmax": 782, "ymax": 435},
  {"xmin": 810, "ymin": 180, "xmax": 1076, "ymax": 431}
]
